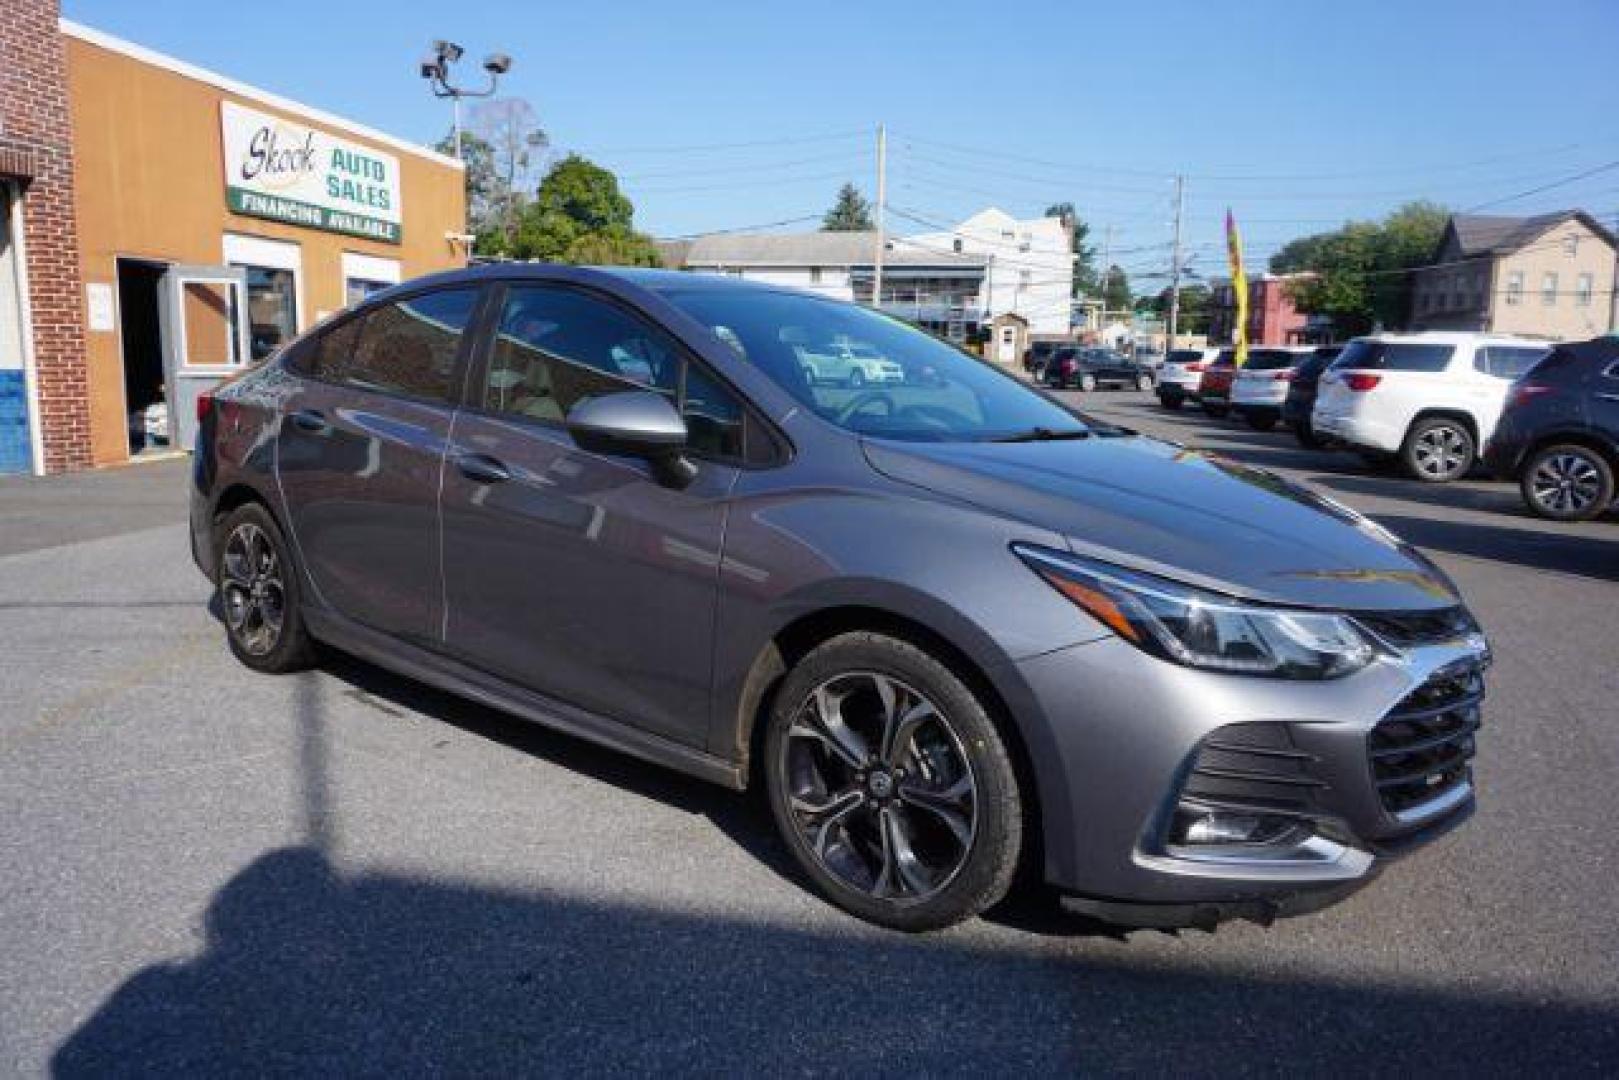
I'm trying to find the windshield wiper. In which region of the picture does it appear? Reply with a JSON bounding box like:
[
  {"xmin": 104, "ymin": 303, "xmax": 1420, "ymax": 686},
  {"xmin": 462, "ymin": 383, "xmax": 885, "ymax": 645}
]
[{"xmin": 988, "ymin": 427, "xmax": 1092, "ymax": 443}]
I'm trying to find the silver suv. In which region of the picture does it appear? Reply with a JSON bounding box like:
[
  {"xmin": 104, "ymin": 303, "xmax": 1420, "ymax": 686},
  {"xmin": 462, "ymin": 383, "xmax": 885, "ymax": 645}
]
[{"xmin": 191, "ymin": 267, "xmax": 1488, "ymax": 932}]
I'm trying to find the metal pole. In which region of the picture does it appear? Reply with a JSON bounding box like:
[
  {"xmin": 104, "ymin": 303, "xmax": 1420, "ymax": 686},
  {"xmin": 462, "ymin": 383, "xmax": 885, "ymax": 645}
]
[
  {"xmin": 452, "ymin": 94, "xmax": 463, "ymax": 161},
  {"xmin": 1610, "ymin": 209, "xmax": 1618, "ymax": 332},
  {"xmin": 873, "ymin": 124, "xmax": 887, "ymax": 311},
  {"xmin": 1168, "ymin": 175, "xmax": 1185, "ymax": 349},
  {"xmin": 1099, "ymin": 224, "xmax": 1112, "ymax": 333}
]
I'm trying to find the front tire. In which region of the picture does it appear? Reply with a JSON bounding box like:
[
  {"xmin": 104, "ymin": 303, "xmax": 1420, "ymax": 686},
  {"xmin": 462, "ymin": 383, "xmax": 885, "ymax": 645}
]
[
  {"xmin": 1158, "ymin": 391, "xmax": 1183, "ymax": 411},
  {"xmin": 215, "ymin": 503, "xmax": 316, "ymax": 674},
  {"xmin": 1244, "ymin": 409, "xmax": 1278, "ymax": 432},
  {"xmin": 1292, "ymin": 420, "xmax": 1325, "ymax": 449},
  {"xmin": 1521, "ymin": 444, "xmax": 1614, "ymax": 521},
  {"xmin": 763, "ymin": 632, "xmax": 1023, "ymax": 932},
  {"xmin": 1203, "ymin": 401, "xmax": 1229, "ymax": 418},
  {"xmin": 1402, "ymin": 417, "xmax": 1475, "ymax": 482}
]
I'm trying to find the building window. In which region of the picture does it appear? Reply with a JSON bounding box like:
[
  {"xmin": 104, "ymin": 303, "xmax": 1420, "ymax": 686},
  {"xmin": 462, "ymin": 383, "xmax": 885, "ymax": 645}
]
[
  {"xmin": 345, "ymin": 277, "xmax": 391, "ymax": 307},
  {"xmin": 952, "ymin": 238, "xmax": 963, "ymax": 253},
  {"xmin": 1576, "ymin": 272, "xmax": 1593, "ymax": 307},
  {"xmin": 341, "ymin": 252, "xmax": 401, "ymax": 310},
  {"xmin": 242, "ymin": 266, "xmax": 298, "ymax": 361},
  {"xmin": 1019, "ymin": 270, "xmax": 1031, "ymax": 285},
  {"xmin": 1542, "ymin": 272, "xmax": 1558, "ymax": 306},
  {"xmin": 809, "ymin": 266, "xmax": 823, "ymax": 284},
  {"xmin": 1505, "ymin": 271, "xmax": 1524, "ymax": 305},
  {"xmin": 1563, "ymin": 234, "xmax": 1579, "ymax": 257}
]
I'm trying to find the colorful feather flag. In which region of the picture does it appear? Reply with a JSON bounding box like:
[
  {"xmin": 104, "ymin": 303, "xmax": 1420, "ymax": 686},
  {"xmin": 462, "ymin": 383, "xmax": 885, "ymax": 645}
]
[{"xmin": 1225, "ymin": 209, "xmax": 1249, "ymax": 367}]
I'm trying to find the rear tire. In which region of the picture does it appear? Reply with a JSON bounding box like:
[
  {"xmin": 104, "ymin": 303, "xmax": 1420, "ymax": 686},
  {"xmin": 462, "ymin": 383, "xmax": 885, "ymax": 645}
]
[
  {"xmin": 1244, "ymin": 410, "xmax": 1277, "ymax": 432},
  {"xmin": 1520, "ymin": 443, "xmax": 1614, "ymax": 521},
  {"xmin": 763, "ymin": 632, "xmax": 1023, "ymax": 932},
  {"xmin": 1292, "ymin": 421, "xmax": 1326, "ymax": 449},
  {"xmin": 215, "ymin": 503, "xmax": 316, "ymax": 674},
  {"xmin": 1402, "ymin": 416, "xmax": 1475, "ymax": 483},
  {"xmin": 1158, "ymin": 392, "xmax": 1182, "ymax": 411},
  {"xmin": 1203, "ymin": 401, "xmax": 1229, "ymax": 418}
]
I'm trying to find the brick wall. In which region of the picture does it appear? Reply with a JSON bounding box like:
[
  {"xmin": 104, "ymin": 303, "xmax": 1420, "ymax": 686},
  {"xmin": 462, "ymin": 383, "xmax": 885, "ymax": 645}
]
[{"xmin": 1, "ymin": 0, "xmax": 90, "ymax": 472}]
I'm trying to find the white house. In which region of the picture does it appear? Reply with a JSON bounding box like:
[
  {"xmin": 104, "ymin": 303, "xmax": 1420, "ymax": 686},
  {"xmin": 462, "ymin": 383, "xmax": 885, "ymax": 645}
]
[
  {"xmin": 666, "ymin": 207, "xmax": 1076, "ymax": 341},
  {"xmin": 906, "ymin": 208, "xmax": 1075, "ymax": 336}
]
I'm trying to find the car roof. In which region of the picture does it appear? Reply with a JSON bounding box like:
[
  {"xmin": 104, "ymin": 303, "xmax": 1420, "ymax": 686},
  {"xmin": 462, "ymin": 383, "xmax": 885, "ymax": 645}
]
[{"xmin": 1351, "ymin": 331, "xmax": 1549, "ymax": 345}]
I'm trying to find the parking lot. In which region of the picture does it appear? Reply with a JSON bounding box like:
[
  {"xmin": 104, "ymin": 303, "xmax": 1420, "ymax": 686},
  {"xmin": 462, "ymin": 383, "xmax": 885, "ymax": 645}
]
[{"xmin": 2, "ymin": 394, "xmax": 1616, "ymax": 1074}]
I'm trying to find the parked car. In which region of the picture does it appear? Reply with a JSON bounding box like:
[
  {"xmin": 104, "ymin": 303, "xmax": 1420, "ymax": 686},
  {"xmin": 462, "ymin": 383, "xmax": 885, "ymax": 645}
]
[
  {"xmin": 1196, "ymin": 349, "xmax": 1238, "ymax": 416},
  {"xmin": 1156, "ymin": 347, "xmax": 1221, "ymax": 410},
  {"xmin": 192, "ymin": 265, "xmax": 1488, "ymax": 933},
  {"xmin": 1230, "ymin": 347, "xmax": 1318, "ymax": 431},
  {"xmin": 1313, "ymin": 333, "xmax": 1551, "ymax": 481},
  {"xmin": 1023, "ymin": 340, "xmax": 1061, "ymax": 376},
  {"xmin": 797, "ymin": 340, "xmax": 905, "ymax": 387},
  {"xmin": 1483, "ymin": 336, "xmax": 1619, "ymax": 520},
  {"xmin": 1133, "ymin": 347, "xmax": 1165, "ymax": 372},
  {"xmin": 1042, "ymin": 347, "xmax": 1156, "ymax": 392},
  {"xmin": 1281, "ymin": 345, "xmax": 1344, "ymax": 448}
]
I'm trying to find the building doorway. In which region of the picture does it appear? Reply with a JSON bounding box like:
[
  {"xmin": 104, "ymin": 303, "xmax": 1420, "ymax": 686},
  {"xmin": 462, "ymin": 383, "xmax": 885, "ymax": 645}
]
[
  {"xmin": 0, "ymin": 182, "xmax": 33, "ymax": 473},
  {"xmin": 116, "ymin": 257, "xmax": 170, "ymax": 457}
]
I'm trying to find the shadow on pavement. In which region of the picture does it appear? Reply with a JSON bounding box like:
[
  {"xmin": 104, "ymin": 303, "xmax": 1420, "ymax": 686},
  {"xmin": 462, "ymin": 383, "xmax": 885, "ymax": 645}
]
[
  {"xmin": 50, "ymin": 845, "xmax": 1619, "ymax": 1074},
  {"xmin": 1366, "ymin": 513, "xmax": 1619, "ymax": 584}
]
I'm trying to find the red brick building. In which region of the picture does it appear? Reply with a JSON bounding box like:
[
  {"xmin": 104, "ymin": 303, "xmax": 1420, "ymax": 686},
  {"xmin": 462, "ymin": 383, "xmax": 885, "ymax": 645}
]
[
  {"xmin": 1208, "ymin": 273, "xmax": 1317, "ymax": 347},
  {"xmin": 1, "ymin": 0, "xmax": 90, "ymax": 473}
]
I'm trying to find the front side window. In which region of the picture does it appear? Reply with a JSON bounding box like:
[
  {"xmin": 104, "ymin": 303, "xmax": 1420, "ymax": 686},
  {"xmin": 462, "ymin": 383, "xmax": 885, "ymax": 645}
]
[
  {"xmin": 317, "ymin": 288, "xmax": 480, "ymax": 400},
  {"xmin": 482, "ymin": 285, "xmax": 746, "ymax": 459},
  {"xmin": 240, "ymin": 265, "xmax": 298, "ymax": 361},
  {"xmin": 658, "ymin": 286, "xmax": 1093, "ymax": 442}
]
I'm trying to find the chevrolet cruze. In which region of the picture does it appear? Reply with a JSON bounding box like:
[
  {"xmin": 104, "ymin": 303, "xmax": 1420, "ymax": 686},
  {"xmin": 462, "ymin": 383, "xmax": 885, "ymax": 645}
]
[{"xmin": 191, "ymin": 266, "xmax": 1488, "ymax": 931}]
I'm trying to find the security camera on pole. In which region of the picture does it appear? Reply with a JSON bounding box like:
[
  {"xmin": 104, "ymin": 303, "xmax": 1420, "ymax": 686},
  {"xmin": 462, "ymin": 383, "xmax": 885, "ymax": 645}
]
[{"xmin": 419, "ymin": 39, "xmax": 514, "ymax": 161}]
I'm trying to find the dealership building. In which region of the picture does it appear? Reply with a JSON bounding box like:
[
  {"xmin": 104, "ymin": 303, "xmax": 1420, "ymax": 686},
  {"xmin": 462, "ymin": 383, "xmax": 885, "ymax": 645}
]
[{"xmin": 0, "ymin": 1, "xmax": 467, "ymax": 473}]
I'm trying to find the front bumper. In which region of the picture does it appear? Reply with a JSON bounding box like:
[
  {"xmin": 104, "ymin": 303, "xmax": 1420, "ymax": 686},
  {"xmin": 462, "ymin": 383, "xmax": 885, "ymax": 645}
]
[{"xmin": 1010, "ymin": 632, "xmax": 1484, "ymax": 925}]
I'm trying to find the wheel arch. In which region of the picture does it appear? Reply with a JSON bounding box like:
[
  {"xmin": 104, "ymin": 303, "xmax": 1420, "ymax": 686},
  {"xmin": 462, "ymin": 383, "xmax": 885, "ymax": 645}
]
[
  {"xmin": 729, "ymin": 604, "xmax": 1045, "ymax": 869},
  {"xmin": 1407, "ymin": 407, "xmax": 1481, "ymax": 444},
  {"xmin": 1522, "ymin": 429, "xmax": 1619, "ymax": 473}
]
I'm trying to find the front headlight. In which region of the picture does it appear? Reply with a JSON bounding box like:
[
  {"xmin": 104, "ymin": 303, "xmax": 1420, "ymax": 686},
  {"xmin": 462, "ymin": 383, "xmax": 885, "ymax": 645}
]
[{"xmin": 1014, "ymin": 544, "xmax": 1378, "ymax": 679}]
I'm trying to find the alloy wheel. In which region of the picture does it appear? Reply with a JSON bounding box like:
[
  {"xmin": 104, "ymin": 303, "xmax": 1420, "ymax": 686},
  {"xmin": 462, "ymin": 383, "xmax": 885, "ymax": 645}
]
[
  {"xmin": 1413, "ymin": 424, "xmax": 1470, "ymax": 479},
  {"xmin": 220, "ymin": 522, "xmax": 286, "ymax": 657},
  {"xmin": 1530, "ymin": 451, "xmax": 1603, "ymax": 515},
  {"xmin": 781, "ymin": 672, "xmax": 978, "ymax": 905}
]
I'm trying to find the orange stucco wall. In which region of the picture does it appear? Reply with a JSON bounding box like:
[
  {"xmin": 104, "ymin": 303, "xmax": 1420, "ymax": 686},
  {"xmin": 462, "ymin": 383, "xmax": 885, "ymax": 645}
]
[{"xmin": 66, "ymin": 33, "xmax": 467, "ymax": 465}]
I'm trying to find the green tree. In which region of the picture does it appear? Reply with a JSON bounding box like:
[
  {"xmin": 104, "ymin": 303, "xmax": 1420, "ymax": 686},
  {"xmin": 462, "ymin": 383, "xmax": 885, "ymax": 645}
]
[
  {"xmin": 507, "ymin": 154, "xmax": 661, "ymax": 266},
  {"xmin": 436, "ymin": 130, "xmax": 498, "ymax": 237},
  {"xmin": 436, "ymin": 98, "xmax": 549, "ymax": 257},
  {"xmin": 1270, "ymin": 200, "xmax": 1449, "ymax": 336},
  {"xmin": 1147, "ymin": 282, "xmax": 1212, "ymax": 328},
  {"xmin": 1045, "ymin": 202, "xmax": 1098, "ymax": 296},
  {"xmin": 822, "ymin": 183, "xmax": 874, "ymax": 231}
]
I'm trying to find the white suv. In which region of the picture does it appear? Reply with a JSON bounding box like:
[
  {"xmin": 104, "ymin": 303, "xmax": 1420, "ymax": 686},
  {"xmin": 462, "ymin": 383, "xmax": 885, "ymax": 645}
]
[
  {"xmin": 1156, "ymin": 347, "xmax": 1223, "ymax": 410},
  {"xmin": 1312, "ymin": 332, "xmax": 1552, "ymax": 482}
]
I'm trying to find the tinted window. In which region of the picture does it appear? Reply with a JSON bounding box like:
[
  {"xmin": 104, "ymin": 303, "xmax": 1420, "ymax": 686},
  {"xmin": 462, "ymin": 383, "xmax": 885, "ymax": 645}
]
[
  {"xmin": 1166, "ymin": 350, "xmax": 1204, "ymax": 364},
  {"xmin": 1243, "ymin": 349, "xmax": 1298, "ymax": 371},
  {"xmin": 482, "ymin": 285, "xmax": 747, "ymax": 460},
  {"xmin": 1475, "ymin": 345, "xmax": 1551, "ymax": 380},
  {"xmin": 661, "ymin": 287, "xmax": 1091, "ymax": 442},
  {"xmin": 1330, "ymin": 341, "xmax": 1454, "ymax": 373},
  {"xmin": 317, "ymin": 289, "xmax": 480, "ymax": 400}
]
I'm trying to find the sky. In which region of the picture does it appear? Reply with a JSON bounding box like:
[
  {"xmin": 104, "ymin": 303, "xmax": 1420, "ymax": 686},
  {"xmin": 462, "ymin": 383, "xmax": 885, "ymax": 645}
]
[{"xmin": 63, "ymin": 0, "xmax": 1619, "ymax": 287}]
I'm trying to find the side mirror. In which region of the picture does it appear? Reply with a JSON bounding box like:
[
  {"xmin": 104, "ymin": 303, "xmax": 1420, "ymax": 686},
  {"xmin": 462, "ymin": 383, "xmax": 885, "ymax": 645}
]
[{"xmin": 565, "ymin": 390, "xmax": 697, "ymax": 488}]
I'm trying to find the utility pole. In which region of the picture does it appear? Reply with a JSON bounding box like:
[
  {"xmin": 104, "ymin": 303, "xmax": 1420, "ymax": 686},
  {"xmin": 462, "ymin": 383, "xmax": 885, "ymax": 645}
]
[
  {"xmin": 873, "ymin": 124, "xmax": 888, "ymax": 312},
  {"xmin": 1099, "ymin": 224, "xmax": 1113, "ymax": 330},
  {"xmin": 1168, "ymin": 175, "xmax": 1186, "ymax": 349},
  {"xmin": 1610, "ymin": 208, "xmax": 1619, "ymax": 332}
]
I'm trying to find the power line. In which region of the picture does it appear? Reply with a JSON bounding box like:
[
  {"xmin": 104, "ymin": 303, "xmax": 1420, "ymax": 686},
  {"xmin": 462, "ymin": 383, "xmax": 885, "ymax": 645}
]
[
  {"xmin": 656, "ymin": 214, "xmax": 824, "ymax": 241},
  {"xmin": 620, "ymin": 149, "xmax": 870, "ymax": 181},
  {"xmin": 1464, "ymin": 159, "xmax": 1619, "ymax": 212},
  {"xmin": 581, "ymin": 129, "xmax": 868, "ymax": 154}
]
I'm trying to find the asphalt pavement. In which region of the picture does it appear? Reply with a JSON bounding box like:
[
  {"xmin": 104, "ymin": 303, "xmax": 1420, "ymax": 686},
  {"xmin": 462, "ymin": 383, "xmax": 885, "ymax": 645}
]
[{"xmin": 2, "ymin": 395, "xmax": 1616, "ymax": 1075}]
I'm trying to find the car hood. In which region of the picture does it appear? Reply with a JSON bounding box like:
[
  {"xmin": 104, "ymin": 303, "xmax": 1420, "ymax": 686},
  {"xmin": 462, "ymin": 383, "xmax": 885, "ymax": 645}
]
[{"xmin": 862, "ymin": 433, "xmax": 1460, "ymax": 612}]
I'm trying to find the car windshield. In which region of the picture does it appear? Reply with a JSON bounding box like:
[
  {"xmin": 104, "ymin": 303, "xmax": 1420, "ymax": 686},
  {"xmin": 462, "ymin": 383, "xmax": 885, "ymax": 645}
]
[{"xmin": 660, "ymin": 287, "xmax": 1090, "ymax": 442}]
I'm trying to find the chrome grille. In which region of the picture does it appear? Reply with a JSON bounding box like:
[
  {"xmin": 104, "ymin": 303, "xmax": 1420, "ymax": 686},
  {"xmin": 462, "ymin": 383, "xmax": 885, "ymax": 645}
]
[
  {"xmin": 1354, "ymin": 607, "xmax": 1478, "ymax": 650},
  {"xmin": 1369, "ymin": 660, "xmax": 1483, "ymax": 819}
]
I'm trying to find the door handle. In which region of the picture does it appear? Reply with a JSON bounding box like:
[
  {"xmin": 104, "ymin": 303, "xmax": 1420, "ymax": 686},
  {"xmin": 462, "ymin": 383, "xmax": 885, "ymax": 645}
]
[
  {"xmin": 290, "ymin": 409, "xmax": 329, "ymax": 434},
  {"xmin": 456, "ymin": 453, "xmax": 511, "ymax": 484}
]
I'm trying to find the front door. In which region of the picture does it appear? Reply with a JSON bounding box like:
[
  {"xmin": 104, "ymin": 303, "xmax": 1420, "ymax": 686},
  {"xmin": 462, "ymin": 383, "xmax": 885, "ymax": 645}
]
[
  {"xmin": 440, "ymin": 283, "xmax": 742, "ymax": 747},
  {"xmin": 275, "ymin": 285, "xmax": 484, "ymax": 646},
  {"xmin": 0, "ymin": 183, "xmax": 31, "ymax": 473},
  {"xmin": 157, "ymin": 264, "xmax": 251, "ymax": 450}
]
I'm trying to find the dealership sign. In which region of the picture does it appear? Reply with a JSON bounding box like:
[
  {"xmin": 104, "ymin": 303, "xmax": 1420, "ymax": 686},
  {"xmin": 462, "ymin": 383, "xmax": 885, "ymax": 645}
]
[{"xmin": 220, "ymin": 101, "xmax": 402, "ymax": 244}]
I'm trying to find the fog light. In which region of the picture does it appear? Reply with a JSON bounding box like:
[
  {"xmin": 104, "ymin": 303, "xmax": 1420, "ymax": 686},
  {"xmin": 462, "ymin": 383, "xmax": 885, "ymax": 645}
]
[{"xmin": 1173, "ymin": 809, "xmax": 1300, "ymax": 846}]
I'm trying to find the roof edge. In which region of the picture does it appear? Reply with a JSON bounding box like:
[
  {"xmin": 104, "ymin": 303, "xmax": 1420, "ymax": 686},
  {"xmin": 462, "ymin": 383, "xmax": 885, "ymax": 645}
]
[{"xmin": 60, "ymin": 18, "xmax": 464, "ymax": 170}]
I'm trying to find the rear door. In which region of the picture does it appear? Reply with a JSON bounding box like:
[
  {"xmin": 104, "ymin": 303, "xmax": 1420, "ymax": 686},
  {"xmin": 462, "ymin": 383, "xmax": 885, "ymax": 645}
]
[
  {"xmin": 439, "ymin": 282, "xmax": 752, "ymax": 747},
  {"xmin": 275, "ymin": 286, "xmax": 484, "ymax": 646}
]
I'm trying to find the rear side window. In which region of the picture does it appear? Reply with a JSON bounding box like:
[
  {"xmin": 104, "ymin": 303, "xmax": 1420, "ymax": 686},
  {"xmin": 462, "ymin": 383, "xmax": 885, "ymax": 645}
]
[
  {"xmin": 1474, "ymin": 345, "xmax": 1550, "ymax": 380},
  {"xmin": 1331, "ymin": 341, "xmax": 1454, "ymax": 372},
  {"xmin": 312, "ymin": 288, "xmax": 481, "ymax": 400},
  {"xmin": 1166, "ymin": 350, "xmax": 1202, "ymax": 364}
]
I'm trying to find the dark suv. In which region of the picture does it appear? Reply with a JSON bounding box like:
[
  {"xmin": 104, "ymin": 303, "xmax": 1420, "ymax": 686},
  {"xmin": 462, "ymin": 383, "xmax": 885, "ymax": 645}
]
[
  {"xmin": 1282, "ymin": 345, "xmax": 1344, "ymax": 448},
  {"xmin": 1484, "ymin": 336, "xmax": 1619, "ymax": 521},
  {"xmin": 1041, "ymin": 347, "xmax": 1155, "ymax": 392},
  {"xmin": 190, "ymin": 265, "xmax": 1486, "ymax": 933}
]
